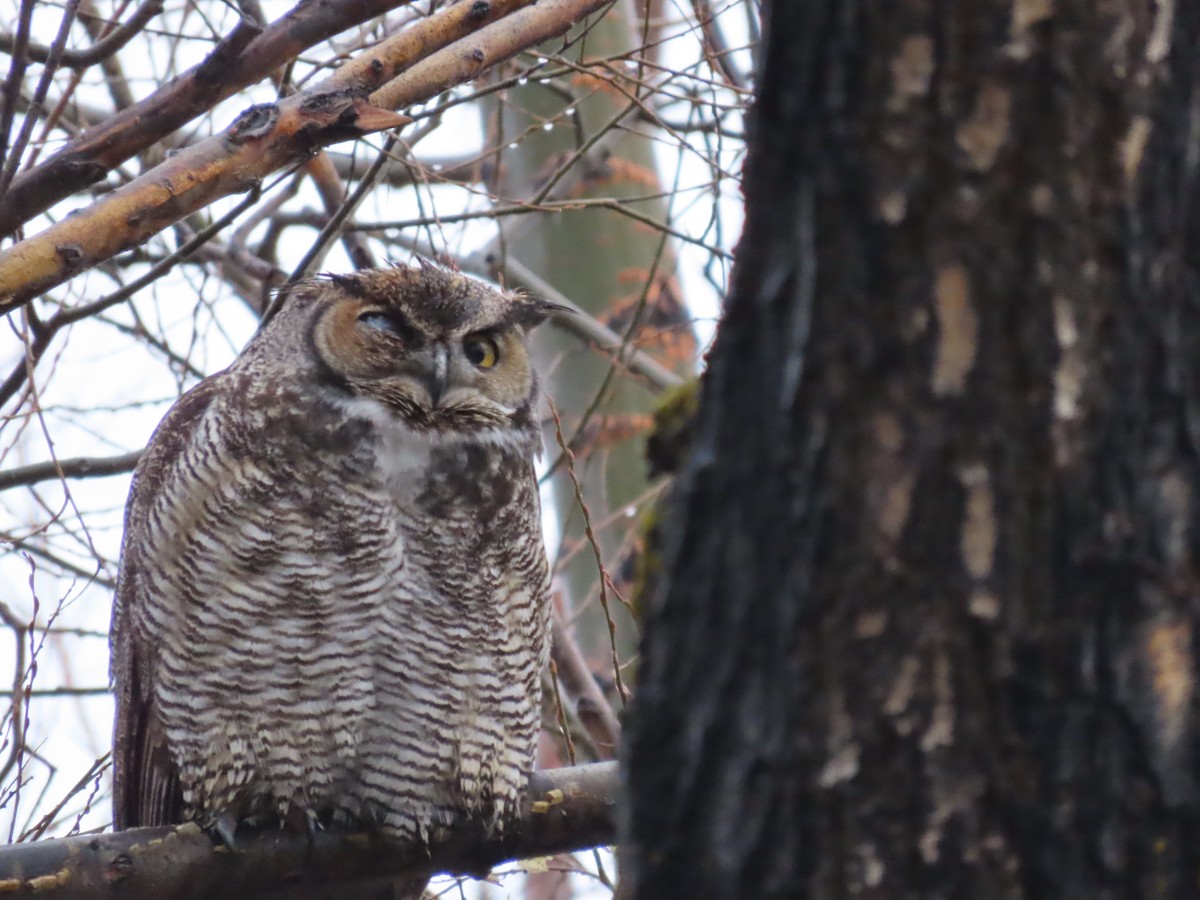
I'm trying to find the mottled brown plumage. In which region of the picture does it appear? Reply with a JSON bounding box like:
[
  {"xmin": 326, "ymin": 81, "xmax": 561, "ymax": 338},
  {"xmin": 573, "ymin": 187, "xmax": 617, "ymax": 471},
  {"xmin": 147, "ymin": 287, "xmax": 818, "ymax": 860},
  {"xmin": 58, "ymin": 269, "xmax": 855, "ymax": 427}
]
[{"xmin": 111, "ymin": 263, "xmax": 557, "ymax": 846}]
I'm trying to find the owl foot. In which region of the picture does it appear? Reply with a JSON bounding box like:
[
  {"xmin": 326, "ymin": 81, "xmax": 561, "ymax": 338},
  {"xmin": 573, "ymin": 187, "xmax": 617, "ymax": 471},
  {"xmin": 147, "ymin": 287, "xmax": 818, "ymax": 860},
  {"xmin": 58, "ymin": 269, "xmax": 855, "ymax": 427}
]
[
  {"xmin": 529, "ymin": 787, "xmax": 564, "ymax": 816},
  {"xmin": 304, "ymin": 808, "xmax": 324, "ymax": 844},
  {"xmin": 209, "ymin": 812, "xmax": 274, "ymax": 850},
  {"xmin": 213, "ymin": 812, "xmax": 240, "ymax": 850}
]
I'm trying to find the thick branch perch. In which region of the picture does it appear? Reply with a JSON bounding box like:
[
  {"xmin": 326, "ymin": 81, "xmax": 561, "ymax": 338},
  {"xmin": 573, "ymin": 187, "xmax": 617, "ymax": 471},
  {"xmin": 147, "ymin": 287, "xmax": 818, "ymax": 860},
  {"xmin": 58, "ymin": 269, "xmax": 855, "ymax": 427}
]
[{"xmin": 0, "ymin": 763, "xmax": 616, "ymax": 900}]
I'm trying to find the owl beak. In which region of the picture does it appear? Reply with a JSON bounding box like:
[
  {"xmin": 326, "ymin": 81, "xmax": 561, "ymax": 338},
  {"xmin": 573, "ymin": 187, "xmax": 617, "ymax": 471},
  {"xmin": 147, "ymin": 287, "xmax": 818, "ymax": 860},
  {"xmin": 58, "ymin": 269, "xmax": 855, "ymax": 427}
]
[{"xmin": 427, "ymin": 343, "xmax": 449, "ymax": 407}]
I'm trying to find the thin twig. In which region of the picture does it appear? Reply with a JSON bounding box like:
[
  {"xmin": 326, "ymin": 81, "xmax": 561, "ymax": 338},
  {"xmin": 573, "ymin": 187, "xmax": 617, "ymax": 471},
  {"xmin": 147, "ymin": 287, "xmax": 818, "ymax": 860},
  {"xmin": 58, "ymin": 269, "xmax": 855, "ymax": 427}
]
[
  {"xmin": 0, "ymin": 0, "xmax": 36, "ymax": 182},
  {"xmin": 0, "ymin": 0, "xmax": 81, "ymax": 201},
  {"xmin": 0, "ymin": 0, "xmax": 163, "ymax": 69},
  {"xmin": 551, "ymin": 599, "xmax": 621, "ymax": 756},
  {"xmin": 289, "ymin": 133, "xmax": 400, "ymax": 283},
  {"xmin": 549, "ymin": 399, "xmax": 629, "ymax": 708},
  {"xmin": 0, "ymin": 450, "xmax": 142, "ymax": 492}
]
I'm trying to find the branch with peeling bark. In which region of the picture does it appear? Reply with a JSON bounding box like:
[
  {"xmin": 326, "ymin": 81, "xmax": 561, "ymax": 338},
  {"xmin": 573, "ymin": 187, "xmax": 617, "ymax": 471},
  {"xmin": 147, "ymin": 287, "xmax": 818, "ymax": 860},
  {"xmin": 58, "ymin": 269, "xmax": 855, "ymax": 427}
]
[
  {"xmin": 0, "ymin": 0, "xmax": 616, "ymax": 311},
  {"xmin": 0, "ymin": 763, "xmax": 616, "ymax": 900},
  {"xmin": 0, "ymin": 96, "xmax": 407, "ymax": 310},
  {"xmin": 0, "ymin": 0, "xmax": 400, "ymax": 233}
]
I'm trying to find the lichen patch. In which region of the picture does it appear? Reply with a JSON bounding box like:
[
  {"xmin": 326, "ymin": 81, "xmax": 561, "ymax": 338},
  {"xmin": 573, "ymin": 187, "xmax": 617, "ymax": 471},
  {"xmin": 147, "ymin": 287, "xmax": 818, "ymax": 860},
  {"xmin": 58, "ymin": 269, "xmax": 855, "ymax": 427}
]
[
  {"xmin": 956, "ymin": 82, "xmax": 1011, "ymax": 171},
  {"xmin": 1120, "ymin": 115, "xmax": 1152, "ymax": 184},
  {"xmin": 1144, "ymin": 616, "xmax": 1193, "ymax": 751},
  {"xmin": 931, "ymin": 264, "xmax": 978, "ymax": 396},
  {"xmin": 959, "ymin": 463, "xmax": 996, "ymax": 580},
  {"xmin": 889, "ymin": 35, "xmax": 935, "ymax": 110},
  {"xmin": 1012, "ymin": 0, "xmax": 1054, "ymax": 33}
]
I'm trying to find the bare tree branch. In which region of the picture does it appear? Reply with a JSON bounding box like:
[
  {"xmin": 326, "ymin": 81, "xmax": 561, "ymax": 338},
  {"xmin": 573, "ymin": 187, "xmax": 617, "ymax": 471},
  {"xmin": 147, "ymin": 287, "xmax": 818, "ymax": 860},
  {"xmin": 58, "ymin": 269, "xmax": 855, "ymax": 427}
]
[
  {"xmin": 551, "ymin": 600, "xmax": 622, "ymax": 757},
  {"xmin": 0, "ymin": 96, "xmax": 407, "ymax": 310},
  {"xmin": 0, "ymin": 10, "xmax": 264, "ymax": 235},
  {"xmin": 0, "ymin": 0, "xmax": 397, "ymax": 231},
  {"xmin": 0, "ymin": 0, "xmax": 80, "ymax": 202},
  {"xmin": 0, "ymin": 0, "xmax": 164, "ymax": 70},
  {"xmin": 0, "ymin": 762, "xmax": 616, "ymax": 900},
  {"xmin": 0, "ymin": 0, "xmax": 617, "ymax": 310},
  {"xmin": 0, "ymin": 0, "xmax": 552, "ymax": 236}
]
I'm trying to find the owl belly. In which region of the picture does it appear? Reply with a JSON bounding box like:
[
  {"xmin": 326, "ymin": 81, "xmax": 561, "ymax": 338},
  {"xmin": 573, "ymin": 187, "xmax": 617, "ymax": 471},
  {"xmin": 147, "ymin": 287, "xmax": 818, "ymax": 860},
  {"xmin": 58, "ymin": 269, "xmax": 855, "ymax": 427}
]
[
  {"xmin": 346, "ymin": 579, "xmax": 542, "ymax": 842},
  {"xmin": 148, "ymin": 523, "xmax": 388, "ymax": 828},
  {"xmin": 153, "ymin": 514, "xmax": 541, "ymax": 840},
  {"xmin": 347, "ymin": 691, "xmax": 532, "ymax": 841},
  {"xmin": 159, "ymin": 593, "xmax": 379, "ymax": 828}
]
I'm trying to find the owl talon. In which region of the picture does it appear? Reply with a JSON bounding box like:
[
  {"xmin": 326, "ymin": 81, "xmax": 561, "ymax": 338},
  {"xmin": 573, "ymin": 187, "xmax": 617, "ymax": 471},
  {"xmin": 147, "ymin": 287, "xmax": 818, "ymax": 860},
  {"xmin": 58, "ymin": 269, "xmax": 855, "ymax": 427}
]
[
  {"xmin": 530, "ymin": 789, "xmax": 561, "ymax": 815},
  {"xmin": 305, "ymin": 809, "xmax": 324, "ymax": 844},
  {"xmin": 213, "ymin": 812, "xmax": 240, "ymax": 850}
]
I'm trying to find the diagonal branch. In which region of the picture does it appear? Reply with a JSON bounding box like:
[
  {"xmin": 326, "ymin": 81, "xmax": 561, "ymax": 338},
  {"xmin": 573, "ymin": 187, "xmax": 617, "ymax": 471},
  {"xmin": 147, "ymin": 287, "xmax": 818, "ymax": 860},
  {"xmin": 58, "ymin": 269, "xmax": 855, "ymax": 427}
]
[
  {"xmin": 0, "ymin": 762, "xmax": 617, "ymax": 900},
  {"xmin": 0, "ymin": 0, "xmax": 615, "ymax": 312},
  {"xmin": 0, "ymin": 0, "xmax": 546, "ymax": 237},
  {"xmin": 0, "ymin": 98, "xmax": 407, "ymax": 311},
  {"xmin": 0, "ymin": 10, "xmax": 264, "ymax": 235}
]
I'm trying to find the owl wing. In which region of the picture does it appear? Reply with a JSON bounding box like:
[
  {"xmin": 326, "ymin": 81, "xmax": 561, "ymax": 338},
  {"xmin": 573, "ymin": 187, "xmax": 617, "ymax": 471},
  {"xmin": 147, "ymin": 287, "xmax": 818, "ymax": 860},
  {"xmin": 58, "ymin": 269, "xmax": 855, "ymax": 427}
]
[{"xmin": 111, "ymin": 376, "xmax": 227, "ymax": 829}]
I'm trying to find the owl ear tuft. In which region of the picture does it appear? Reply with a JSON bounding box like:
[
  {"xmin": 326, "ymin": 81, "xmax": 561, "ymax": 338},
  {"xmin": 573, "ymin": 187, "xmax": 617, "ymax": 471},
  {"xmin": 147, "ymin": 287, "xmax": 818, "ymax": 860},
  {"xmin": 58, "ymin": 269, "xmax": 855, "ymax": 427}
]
[
  {"xmin": 511, "ymin": 296, "xmax": 570, "ymax": 330},
  {"xmin": 326, "ymin": 272, "xmax": 369, "ymax": 297}
]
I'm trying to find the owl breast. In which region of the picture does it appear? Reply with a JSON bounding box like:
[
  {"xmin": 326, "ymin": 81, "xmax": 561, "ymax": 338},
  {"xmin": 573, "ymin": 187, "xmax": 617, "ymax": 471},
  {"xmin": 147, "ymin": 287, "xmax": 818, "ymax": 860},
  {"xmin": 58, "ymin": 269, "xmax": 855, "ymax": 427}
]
[
  {"xmin": 343, "ymin": 406, "xmax": 551, "ymax": 839},
  {"xmin": 123, "ymin": 384, "xmax": 548, "ymax": 840}
]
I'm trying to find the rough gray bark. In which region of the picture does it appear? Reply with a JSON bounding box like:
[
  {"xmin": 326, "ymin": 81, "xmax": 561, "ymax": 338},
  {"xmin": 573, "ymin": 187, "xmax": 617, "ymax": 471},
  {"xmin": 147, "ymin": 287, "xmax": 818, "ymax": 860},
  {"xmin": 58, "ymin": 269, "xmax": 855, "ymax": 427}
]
[{"xmin": 623, "ymin": 1, "xmax": 1200, "ymax": 898}]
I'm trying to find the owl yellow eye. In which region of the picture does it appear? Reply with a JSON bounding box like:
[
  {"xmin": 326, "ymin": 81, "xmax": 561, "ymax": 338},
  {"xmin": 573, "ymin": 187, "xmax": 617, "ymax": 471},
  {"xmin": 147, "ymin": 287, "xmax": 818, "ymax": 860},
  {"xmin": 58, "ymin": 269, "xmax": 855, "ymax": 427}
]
[{"xmin": 463, "ymin": 334, "xmax": 499, "ymax": 369}]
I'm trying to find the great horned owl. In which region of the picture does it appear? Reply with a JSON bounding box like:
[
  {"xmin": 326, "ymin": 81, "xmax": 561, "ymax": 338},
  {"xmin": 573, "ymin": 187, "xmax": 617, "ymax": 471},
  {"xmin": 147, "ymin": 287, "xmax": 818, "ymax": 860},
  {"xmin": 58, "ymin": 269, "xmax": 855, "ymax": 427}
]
[{"xmin": 110, "ymin": 263, "xmax": 557, "ymax": 846}]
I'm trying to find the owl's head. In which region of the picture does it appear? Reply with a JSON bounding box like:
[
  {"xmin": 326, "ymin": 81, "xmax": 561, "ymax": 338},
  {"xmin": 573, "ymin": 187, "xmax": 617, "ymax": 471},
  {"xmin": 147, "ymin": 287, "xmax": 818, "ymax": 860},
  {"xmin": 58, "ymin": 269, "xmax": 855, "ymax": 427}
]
[{"xmin": 305, "ymin": 263, "xmax": 560, "ymax": 437}]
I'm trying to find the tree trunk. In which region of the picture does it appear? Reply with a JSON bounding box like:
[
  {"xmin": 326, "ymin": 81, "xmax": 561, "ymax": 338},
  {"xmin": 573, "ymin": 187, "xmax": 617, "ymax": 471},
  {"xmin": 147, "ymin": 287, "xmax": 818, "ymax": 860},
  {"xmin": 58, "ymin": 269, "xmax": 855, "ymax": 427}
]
[{"xmin": 623, "ymin": 2, "xmax": 1200, "ymax": 898}]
